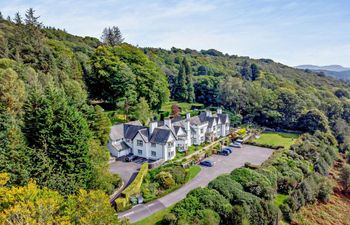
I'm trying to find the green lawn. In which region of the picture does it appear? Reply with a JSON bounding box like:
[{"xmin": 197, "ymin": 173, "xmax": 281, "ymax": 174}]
[
  {"xmin": 133, "ymin": 205, "xmax": 174, "ymax": 225},
  {"xmin": 186, "ymin": 165, "xmax": 201, "ymax": 181},
  {"xmin": 160, "ymin": 101, "xmax": 203, "ymax": 113},
  {"xmin": 252, "ymin": 132, "xmax": 299, "ymax": 149}
]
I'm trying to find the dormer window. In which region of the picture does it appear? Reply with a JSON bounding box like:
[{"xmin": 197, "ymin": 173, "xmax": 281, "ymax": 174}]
[
  {"xmin": 168, "ymin": 142, "xmax": 174, "ymax": 147},
  {"xmin": 137, "ymin": 140, "xmax": 143, "ymax": 146}
]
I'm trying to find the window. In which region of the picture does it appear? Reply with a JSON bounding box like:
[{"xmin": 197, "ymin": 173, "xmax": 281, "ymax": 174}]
[
  {"xmin": 200, "ymin": 128, "xmax": 204, "ymax": 134},
  {"xmin": 138, "ymin": 149, "xmax": 142, "ymax": 155},
  {"xmin": 151, "ymin": 151, "xmax": 156, "ymax": 157},
  {"xmin": 151, "ymin": 143, "xmax": 156, "ymax": 147},
  {"xmin": 168, "ymin": 142, "xmax": 174, "ymax": 147},
  {"xmin": 137, "ymin": 140, "xmax": 143, "ymax": 146},
  {"xmin": 201, "ymin": 137, "xmax": 205, "ymax": 142},
  {"xmin": 168, "ymin": 151, "xmax": 171, "ymax": 158}
]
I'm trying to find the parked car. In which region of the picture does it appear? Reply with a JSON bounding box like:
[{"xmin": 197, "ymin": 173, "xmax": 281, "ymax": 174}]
[
  {"xmin": 218, "ymin": 149, "xmax": 230, "ymax": 156},
  {"xmin": 235, "ymin": 139, "xmax": 244, "ymax": 143},
  {"xmin": 124, "ymin": 153, "xmax": 137, "ymax": 162},
  {"xmin": 230, "ymin": 142, "xmax": 242, "ymax": 148},
  {"xmin": 222, "ymin": 147, "xmax": 233, "ymax": 153},
  {"xmin": 200, "ymin": 159, "xmax": 215, "ymax": 167}
]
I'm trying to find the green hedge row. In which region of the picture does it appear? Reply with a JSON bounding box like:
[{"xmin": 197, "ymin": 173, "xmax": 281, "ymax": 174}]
[
  {"xmin": 115, "ymin": 163, "xmax": 148, "ymax": 211},
  {"xmin": 122, "ymin": 163, "xmax": 148, "ymax": 199}
]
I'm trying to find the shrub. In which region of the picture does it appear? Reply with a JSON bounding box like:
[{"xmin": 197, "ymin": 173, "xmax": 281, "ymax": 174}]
[
  {"xmin": 163, "ymin": 213, "xmax": 177, "ymax": 225},
  {"xmin": 340, "ymin": 164, "xmax": 350, "ymax": 193},
  {"xmin": 187, "ymin": 188, "xmax": 233, "ymax": 221},
  {"xmin": 196, "ymin": 209, "xmax": 221, "ymax": 225},
  {"xmin": 156, "ymin": 171, "xmax": 175, "ymax": 189},
  {"xmin": 208, "ymin": 175, "xmax": 244, "ymax": 203},
  {"xmin": 237, "ymin": 128, "xmax": 247, "ymax": 136},
  {"xmin": 318, "ymin": 179, "xmax": 332, "ymax": 203},
  {"xmin": 231, "ymin": 168, "xmax": 275, "ymax": 200},
  {"xmin": 166, "ymin": 166, "xmax": 187, "ymax": 185},
  {"xmin": 121, "ymin": 163, "xmax": 148, "ymax": 199},
  {"xmin": 280, "ymin": 203, "xmax": 293, "ymax": 222}
]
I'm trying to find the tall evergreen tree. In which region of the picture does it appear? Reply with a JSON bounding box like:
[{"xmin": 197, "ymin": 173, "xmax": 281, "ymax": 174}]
[
  {"xmin": 175, "ymin": 63, "xmax": 188, "ymax": 101},
  {"xmin": 101, "ymin": 26, "xmax": 124, "ymax": 46},
  {"xmin": 23, "ymin": 86, "xmax": 93, "ymax": 195},
  {"xmin": 183, "ymin": 58, "xmax": 195, "ymax": 103},
  {"xmin": 0, "ymin": 11, "xmax": 3, "ymax": 20},
  {"xmin": 14, "ymin": 12, "xmax": 22, "ymax": 25},
  {"xmin": 250, "ymin": 63, "xmax": 260, "ymax": 81},
  {"xmin": 24, "ymin": 8, "xmax": 41, "ymax": 27}
]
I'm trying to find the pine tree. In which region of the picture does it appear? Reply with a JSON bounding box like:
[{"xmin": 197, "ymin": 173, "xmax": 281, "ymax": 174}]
[
  {"xmin": 14, "ymin": 12, "xmax": 22, "ymax": 25},
  {"xmin": 23, "ymin": 86, "xmax": 93, "ymax": 195},
  {"xmin": 24, "ymin": 8, "xmax": 41, "ymax": 27},
  {"xmin": 0, "ymin": 112, "xmax": 31, "ymax": 186},
  {"xmin": 0, "ymin": 11, "xmax": 3, "ymax": 20},
  {"xmin": 6, "ymin": 16, "xmax": 11, "ymax": 22},
  {"xmin": 101, "ymin": 26, "xmax": 124, "ymax": 46}
]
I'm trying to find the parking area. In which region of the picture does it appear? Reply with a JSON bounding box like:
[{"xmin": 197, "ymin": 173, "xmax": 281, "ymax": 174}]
[
  {"xmin": 119, "ymin": 144, "xmax": 274, "ymax": 223},
  {"xmin": 109, "ymin": 156, "xmax": 147, "ymax": 186}
]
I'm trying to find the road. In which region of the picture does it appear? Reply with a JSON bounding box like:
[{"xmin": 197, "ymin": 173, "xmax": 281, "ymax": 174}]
[{"xmin": 118, "ymin": 145, "xmax": 274, "ymax": 223}]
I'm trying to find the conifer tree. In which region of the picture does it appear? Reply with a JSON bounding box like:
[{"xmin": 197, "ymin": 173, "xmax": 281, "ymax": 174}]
[
  {"xmin": 0, "ymin": 11, "xmax": 3, "ymax": 20},
  {"xmin": 23, "ymin": 86, "xmax": 92, "ymax": 195},
  {"xmin": 101, "ymin": 26, "xmax": 124, "ymax": 46},
  {"xmin": 183, "ymin": 58, "xmax": 195, "ymax": 102},
  {"xmin": 175, "ymin": 63, "xmax": 188, "ymax": 101},
  {"xmin": 14, "ymin": 12, "xmax": 22, "ymax": 25}
]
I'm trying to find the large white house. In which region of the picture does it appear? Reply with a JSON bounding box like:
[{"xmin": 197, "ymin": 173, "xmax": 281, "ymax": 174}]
[{"xmin": 108, "ymin": 108, "xmax": 230, "ymax": 161}]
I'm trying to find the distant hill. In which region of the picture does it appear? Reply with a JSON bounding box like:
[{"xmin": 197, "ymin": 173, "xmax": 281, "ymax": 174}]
[{"xmin": 296, "ymin": 64, "xmax": 350, "ymax": 80}]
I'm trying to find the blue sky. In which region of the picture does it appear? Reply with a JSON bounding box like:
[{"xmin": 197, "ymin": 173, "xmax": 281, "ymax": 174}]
[{"xmin": 1, "ymin": 0, "xmax": 350, "ymax": 67}]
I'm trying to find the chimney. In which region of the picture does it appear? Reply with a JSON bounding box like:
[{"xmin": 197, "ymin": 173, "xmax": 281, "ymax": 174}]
[
  {"xmin": 186, "ymin": 113, "xmax": 191, "ymax": 120},
  {"xmin": 217, "ymin": 108, "xmax": 222, "ymax": 114},
  {"xmin": 149, "ymin": 121, "xmax": 158, "ymax": 135},
  {"xmin": 164, "ymin": 119, "xmax": 172, "ymax": 128},
  {"xmin": 205, "ymin": 110, "xmax": 212, "ymax": 117}
]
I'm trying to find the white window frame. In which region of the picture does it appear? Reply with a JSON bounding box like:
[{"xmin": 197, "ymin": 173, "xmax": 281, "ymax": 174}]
[
  {"xmin": 137, "ymin": 140, "xmax": 143, "ymax": 146},
  {"xmin": 138, "ymin": 149, "xmax": 142, "ymax": 155},
  {"xmin": 151, "ymin": 151, "xmax": 156, "ymax": 157}
]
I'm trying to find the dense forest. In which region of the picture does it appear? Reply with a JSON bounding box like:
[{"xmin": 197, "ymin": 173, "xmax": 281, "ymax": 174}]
[{"xmin": 1, "ymin": 8, "xmax": 350, "ymax": 224}]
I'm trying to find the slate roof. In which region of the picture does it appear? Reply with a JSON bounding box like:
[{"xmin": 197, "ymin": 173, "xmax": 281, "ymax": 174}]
[
  {"xmin": 149, "ymin": 128, "xmax": 173, "ymax": 144},
  {"xmin": 109, "ymin": 120, "xmax": 143, "ymax": 141},
  {"xmin": 111, "ymin": 141, "xmax": 130, "ymax": 152},
  {"xmin": 110, "ymin": 124, "xmax": 124, "ymax": 140},
  {"xmin": 218, "ymin": 114, "xmax": 228, "ymax": 123},
  {"xmin": 123, "ymin": 125, "xmax": 146, "ymax": 140}
]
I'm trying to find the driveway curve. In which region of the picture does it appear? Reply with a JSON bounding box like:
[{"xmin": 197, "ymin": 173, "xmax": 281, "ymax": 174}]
[{"xmin": 118, "ymin": 145, "xmax": 274, "ymax": 223}]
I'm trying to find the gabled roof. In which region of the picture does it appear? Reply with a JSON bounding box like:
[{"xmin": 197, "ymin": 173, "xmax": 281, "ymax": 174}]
[
  {"xmin": 218, "ymin": 114, "xmax": 228, "ymax": 124},
  {"xmin": 124, "ymin": 125, "xmax": 147, "ymax": 140},
  {"xmin": 174, "ymin": 125, "xmax": 187, "ymax": 136},
  {"xmin": 149, "ymin": 128, "xmax": 175, "ymax": 144}
]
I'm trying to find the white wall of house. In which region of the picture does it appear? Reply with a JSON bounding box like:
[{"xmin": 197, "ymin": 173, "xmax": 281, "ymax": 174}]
[
  {"xmin": 132, "ymin": 133, "xmax": 148, "ymax": 158},
  {"xmin": 148, "ymin": 142, "xmax": 164, "ymax": 160},
  {"xmin": 164, "ymin": 134, "xmax": 176, "ymax": 161},
  {"xmin": 191, "ymin": 123, "xmax": 208, "ymax": 145}
]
